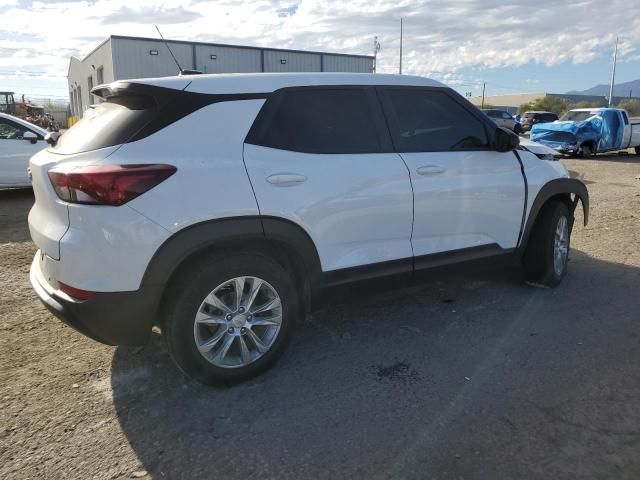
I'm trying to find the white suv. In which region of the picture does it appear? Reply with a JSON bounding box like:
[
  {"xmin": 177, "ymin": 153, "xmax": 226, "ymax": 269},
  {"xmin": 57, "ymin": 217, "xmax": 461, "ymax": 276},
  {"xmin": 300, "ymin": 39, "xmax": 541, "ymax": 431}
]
[{"xmin": 28, "ymin": 73, "xmax": 588, "ymax": 385}]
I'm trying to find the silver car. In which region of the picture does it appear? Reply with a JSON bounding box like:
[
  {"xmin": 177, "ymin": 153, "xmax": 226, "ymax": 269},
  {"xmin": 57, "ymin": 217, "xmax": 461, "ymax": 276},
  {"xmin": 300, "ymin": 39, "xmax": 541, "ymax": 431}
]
[{"xmin": 481, "ymin": 109, "xmax": 521, "ymax": 133}]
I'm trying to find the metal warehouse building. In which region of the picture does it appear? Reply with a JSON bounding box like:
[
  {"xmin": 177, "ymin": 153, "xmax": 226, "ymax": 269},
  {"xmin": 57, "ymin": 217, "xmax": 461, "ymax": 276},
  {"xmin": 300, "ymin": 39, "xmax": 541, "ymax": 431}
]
[{"xmin": 67, "ymin": 35, "xmax": 374, "ymax": 117}]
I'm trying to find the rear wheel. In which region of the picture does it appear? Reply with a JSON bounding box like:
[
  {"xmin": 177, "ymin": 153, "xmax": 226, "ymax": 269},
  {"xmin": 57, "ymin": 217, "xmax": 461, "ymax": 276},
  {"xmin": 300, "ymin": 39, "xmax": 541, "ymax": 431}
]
[
  {"xmin": 522, "ymin": 201, "xmax": 572, "ymax": 287},
  {"xmin": 164, "ymin": 251, "xmax": 298, "ymax": 385}
]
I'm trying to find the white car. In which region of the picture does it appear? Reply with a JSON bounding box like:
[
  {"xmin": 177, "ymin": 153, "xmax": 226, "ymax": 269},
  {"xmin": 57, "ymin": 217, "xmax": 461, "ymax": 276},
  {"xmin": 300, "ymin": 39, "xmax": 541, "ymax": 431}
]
[
  {"xmin": 28, "ymin": 73, "xmax": 589, "ymax": 385},
  {"xmin": 0, "ymin": 112, "xmax": 48, "ymax": 187}
]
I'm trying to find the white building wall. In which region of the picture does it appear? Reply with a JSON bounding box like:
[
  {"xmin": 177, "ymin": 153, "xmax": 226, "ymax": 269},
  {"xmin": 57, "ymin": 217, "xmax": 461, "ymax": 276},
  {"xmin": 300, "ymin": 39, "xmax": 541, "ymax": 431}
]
[
  {"xmin": 195, "ymin": 45, "xmax": 261, "ymax": 74},
  {"xmin": 67, "ymin": 38, "xmax": 114, "ymax": 116},
  {"xmin": 323, "ymin": 54, "xmax": 373, "ymax": 73},
  {"xmin": 263, "ymin": 50, "xmax": 321, "ymax": 72},
  {"xmin": 68, "ymin": 36, "xmax": 374, "ymax": 117},
  {"xmin": 112, "ymin": 38, "xmax": 193, "ymax": 80}
]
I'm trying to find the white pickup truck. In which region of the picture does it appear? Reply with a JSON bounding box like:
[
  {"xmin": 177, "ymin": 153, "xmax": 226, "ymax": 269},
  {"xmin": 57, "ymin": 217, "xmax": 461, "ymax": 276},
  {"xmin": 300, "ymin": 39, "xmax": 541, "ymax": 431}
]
[{"xmin": 531, "ymin": 107, "xmax": 640, "ymax": 156}]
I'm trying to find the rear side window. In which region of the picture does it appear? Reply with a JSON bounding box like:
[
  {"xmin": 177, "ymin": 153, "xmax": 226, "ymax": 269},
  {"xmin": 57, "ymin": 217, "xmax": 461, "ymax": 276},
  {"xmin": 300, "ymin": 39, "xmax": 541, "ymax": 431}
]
[
  {"xmin": 52, "ymin": 94, "xmax": 157, "ymax": 154},
  {"xmin": 621, "ymin": 111, "xmax": 629, "ymax": 125},
  {"xmin": 248, "ymin": 88, "xmax": 382, "ymax": 154},
  {"xmin": 382, "ymin": 88, "xmax": 489, "ymax": 152}
]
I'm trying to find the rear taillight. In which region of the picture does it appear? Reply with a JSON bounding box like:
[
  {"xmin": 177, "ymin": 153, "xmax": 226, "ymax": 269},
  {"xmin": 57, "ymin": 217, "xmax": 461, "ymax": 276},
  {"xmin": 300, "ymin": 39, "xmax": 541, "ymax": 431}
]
[
  {"xmin": 58, "ymin": 282, "xmax": 95, "ymax": 301},
  {"xmin": 48, "ymin": 164, "xmax": 176, "ymax": 206}
]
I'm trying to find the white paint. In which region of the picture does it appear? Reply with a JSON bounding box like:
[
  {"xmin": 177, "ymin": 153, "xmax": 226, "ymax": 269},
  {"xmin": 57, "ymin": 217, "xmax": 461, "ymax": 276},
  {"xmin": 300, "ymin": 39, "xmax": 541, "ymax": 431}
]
[
  {"xmin": 0, "ymin": 113, "xmax": 47, "ymax": 187},
  {"xmin": 401, "ymin": 150, "xmax": 526, "ymax": 255},
  {"xmin": 244, "ymin": 144, "xmax": 413, "ymax": 271}
]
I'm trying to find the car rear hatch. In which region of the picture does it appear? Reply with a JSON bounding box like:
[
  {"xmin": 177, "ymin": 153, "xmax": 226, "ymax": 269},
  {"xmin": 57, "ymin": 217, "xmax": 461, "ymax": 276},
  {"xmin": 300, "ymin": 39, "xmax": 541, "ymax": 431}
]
[
  {"xmin": 27, "ymin": 78, "xmax": 190, "ymax": 260},
  {"xmin": 28, "ymin": 147, "xmax": 120, "ymax": 260}
]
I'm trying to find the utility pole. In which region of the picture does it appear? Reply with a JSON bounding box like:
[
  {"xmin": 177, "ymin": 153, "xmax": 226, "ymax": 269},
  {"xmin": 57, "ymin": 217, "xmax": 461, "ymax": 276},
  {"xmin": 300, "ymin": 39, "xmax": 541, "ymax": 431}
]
[
  {"xmin": 481, "ymin": 82, "xmax": 486, "ymax": 108},
  {"xmin": 399, "ymin": 18, "xmax": 403, "ymax": 75},
  {"xmin": 608, "ymin": 36, "xmax": 618, "ymax": 106},
  {"xmin": 373, "ymin": 36, "xmax": 381, "ymax": 73}
]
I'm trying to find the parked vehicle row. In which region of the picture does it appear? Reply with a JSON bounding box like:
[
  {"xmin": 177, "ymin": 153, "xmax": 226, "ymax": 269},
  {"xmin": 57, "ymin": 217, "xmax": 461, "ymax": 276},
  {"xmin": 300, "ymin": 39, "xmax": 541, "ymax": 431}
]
[
  {"xmin": 481, "ymin": 109, "xmax": 521, "ymax": 133},
  {"xmin": 520, "ymin": 111, "xmax": 559, "ymax": 132},
  {"xmin": 28, "ymin": 73, "xmax": 588, "ymax": 385}
]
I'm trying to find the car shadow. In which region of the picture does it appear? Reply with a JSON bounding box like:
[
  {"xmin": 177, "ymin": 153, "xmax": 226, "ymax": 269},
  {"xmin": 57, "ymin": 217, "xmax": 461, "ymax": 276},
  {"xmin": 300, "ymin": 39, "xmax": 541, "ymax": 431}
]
[
  {"xmin": 110, "ymin": 250, "xmax": 640, "ymax": 479},
  {"xmin": 0, "ymin": 188, "xmax": 34, "ymax": 243}
]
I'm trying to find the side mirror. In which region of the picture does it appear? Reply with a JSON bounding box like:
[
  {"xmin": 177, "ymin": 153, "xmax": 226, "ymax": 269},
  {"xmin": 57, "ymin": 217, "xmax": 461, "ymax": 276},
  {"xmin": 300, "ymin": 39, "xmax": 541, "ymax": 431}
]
[
  {"xmin": 494, "ymin": 127, "xmax": 520, "ymax": 152},
  {"xmin": 45, "ymin": 131, "xmax": 61, "ymax": 146},
  {"xmin": 23, "ymin": 131, "xmax": 38, "ymax": 144}
]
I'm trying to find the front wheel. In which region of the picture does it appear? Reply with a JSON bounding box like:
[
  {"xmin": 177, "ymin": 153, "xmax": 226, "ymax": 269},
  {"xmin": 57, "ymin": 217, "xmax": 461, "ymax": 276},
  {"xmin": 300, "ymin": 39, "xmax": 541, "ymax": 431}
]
[
  {"xmin": 163, "ymin": 251, "xmax": 298, "ymax": 385},
  {"xmin": 579, "ymin": 143, "xmax": 595, "ymax": 158},
  {"xmin": 522, "ymin": 201, "xmax": 572, "ymax": 287},
  {"xmin": 635, "ymin": 146, "xmax": 640, "ymax": 156}
]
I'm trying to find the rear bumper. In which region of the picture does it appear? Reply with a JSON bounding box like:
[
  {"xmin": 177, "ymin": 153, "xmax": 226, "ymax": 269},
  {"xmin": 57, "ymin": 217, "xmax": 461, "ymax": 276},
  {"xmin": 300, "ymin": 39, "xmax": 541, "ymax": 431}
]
[{"xmin": 29, "ymin": 252, "xmax": 157, "ymax": 346}]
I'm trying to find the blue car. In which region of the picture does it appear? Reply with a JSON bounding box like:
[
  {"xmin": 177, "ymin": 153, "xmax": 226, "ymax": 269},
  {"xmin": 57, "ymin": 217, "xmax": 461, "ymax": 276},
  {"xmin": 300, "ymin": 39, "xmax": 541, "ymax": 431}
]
[{"xmin": 531, "ymin": 108, "xmax": 640, "ymax": 157}]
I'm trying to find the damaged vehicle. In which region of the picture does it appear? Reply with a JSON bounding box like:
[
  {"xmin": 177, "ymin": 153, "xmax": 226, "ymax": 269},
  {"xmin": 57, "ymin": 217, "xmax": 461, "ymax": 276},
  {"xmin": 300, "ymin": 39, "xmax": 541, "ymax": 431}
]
[{"xmin": 531, "ymin": 108, "xmax": 640, "ymax": 157}]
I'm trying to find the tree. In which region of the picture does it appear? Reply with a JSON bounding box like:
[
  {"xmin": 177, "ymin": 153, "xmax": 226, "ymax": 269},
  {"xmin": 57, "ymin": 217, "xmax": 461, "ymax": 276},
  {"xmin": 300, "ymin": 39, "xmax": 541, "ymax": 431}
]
[
  {"xmin": 617, "ymin": 99, "xmax": 640, "ymax": 116},
  {"xmin": 518, "ymin": 96, "xmax": 569, "ymax": 116},
  {"xmin": 569, "ymin": 100, "xmax": 606, "ymax": 109}
]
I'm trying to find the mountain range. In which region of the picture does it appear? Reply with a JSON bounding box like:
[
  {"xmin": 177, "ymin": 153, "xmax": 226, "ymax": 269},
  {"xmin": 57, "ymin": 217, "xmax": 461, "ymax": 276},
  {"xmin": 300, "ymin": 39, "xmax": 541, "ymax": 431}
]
[{"xmin": 567, "ymin": 79, "xmax": 640, "ymax": 97}]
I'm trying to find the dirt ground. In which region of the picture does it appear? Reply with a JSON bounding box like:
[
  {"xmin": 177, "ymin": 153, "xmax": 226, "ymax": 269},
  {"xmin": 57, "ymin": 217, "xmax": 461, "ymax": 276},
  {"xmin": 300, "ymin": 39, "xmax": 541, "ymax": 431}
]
[{"xmin": 1, "ymin": 152, "xmax": 639, "ymax": 480}]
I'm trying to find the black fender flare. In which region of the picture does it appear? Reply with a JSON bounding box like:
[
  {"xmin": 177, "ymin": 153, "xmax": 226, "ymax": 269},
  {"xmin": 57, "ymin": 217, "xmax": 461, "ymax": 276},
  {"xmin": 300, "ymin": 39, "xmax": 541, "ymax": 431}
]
[
  {"xmin": 138, "ymin": 215, "xmax": 323, "ymax": 316},
  {"xmin": 516, "ymin": 178, "xmax": 589, "ymax": 256}
]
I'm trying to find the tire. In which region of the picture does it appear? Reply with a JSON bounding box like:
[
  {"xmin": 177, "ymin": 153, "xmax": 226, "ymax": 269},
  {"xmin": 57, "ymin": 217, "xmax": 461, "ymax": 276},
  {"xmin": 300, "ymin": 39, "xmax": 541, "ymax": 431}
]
[
  {"xmin": 579, "ymin": 143, "xmax": 595, "ymax": 158},
  {"xmin": 522, "ymin": 201, "xmax": 572, "ymax": 287},
  {"xmin": 163, "ymin": 251, "xmax": 299, "ymax": 385},
  {"xmin": 635, "ymin": 146, "xmax": 640, "ymax": 156}
]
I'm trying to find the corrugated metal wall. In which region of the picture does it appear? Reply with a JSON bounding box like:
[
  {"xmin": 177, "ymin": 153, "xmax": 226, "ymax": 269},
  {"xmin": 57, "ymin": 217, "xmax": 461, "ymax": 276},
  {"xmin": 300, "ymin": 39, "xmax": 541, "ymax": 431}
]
[
  {"xmin": 323, "ymin": 54, "xmax": 373, "ymax": 73},
  {"xmin": 263, "ymin": 50, "xmax": 322, "ymax": 72},
  {"xmin": 195, "ymin": 45, "xmax": 261, "ymax": 74},
  {"xmin": 112, "ymin": 38, "xmax": 192, "ymax": 79},
  {"xmin": 77, "ymin": 38, "xmax": 374, "ymax": 98}
]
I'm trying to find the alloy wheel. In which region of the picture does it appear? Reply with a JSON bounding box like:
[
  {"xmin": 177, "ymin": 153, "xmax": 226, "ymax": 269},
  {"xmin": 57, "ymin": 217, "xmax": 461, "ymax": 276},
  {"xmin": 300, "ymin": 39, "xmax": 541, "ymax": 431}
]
[{"xmin": 193, "ymin": 276, "xmax": 282, "ymax": 368}]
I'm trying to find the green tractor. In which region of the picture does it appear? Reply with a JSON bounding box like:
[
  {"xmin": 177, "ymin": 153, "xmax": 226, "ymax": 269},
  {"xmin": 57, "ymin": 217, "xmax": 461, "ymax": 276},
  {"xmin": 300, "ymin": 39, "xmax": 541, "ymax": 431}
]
[{"xmin": 0, "ymin": 91, "xmax": 17, "ymax": 115}]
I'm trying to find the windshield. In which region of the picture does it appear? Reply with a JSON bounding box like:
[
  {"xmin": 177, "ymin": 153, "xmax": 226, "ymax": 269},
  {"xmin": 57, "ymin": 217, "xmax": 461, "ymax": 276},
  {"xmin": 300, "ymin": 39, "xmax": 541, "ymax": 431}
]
[
  {"xmin": 560, "ymin": 110, "xmax": 600, "ymax": 122},
  {"xmin": 51, "ymin": 94, "xmax": 157, "ymax": 154}
]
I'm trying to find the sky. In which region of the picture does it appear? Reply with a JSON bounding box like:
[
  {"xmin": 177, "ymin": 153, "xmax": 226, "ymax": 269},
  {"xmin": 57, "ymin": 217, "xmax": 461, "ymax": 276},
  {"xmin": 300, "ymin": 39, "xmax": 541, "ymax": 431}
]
[{"xmin": 1, "ymin": 0, "xmax": 640, "ymax": 103}]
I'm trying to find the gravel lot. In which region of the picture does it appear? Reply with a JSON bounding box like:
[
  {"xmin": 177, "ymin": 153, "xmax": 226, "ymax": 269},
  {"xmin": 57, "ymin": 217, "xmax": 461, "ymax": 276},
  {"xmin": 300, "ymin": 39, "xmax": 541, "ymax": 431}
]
[{"xmin": 1, "ymin": 152, "xmax": 639, "ymax": 480}]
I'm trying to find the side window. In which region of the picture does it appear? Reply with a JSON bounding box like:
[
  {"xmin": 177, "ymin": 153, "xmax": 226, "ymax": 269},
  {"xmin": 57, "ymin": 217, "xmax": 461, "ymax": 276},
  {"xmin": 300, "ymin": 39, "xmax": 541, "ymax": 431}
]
[
  {"xmin": 0, "ymin": 118, "xmax": 24, "ymax": 140},
  {"xmin": 621, "ymin": 111, "xmax": 629, "ymax": 125},
  {"xmin": 251, "ymin": 88, "xmax": 382, "ymax": 154},
  {"xmin": 88, "ymin": 76, "xmax": 94, "ymax": 103},
  {"xmin": 383, "ymin": 88, "xmax": 488, "ymax": 152},
  {"xmin": 502, "ymin": 111, "xmax": 512, "ymax": 119}
]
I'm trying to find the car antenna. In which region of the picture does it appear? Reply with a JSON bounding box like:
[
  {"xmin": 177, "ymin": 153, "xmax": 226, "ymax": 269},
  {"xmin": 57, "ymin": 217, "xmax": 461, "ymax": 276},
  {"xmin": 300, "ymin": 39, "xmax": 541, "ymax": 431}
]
[{"xmin": 154, "ymin": 25, "xmax": 202, "ymax": 76}]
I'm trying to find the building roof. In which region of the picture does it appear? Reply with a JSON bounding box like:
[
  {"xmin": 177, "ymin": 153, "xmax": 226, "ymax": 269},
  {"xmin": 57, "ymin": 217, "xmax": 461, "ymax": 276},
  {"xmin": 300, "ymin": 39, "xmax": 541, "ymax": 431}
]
[{"xmin": 108, "ymin": 72, "xmax": 444, "ymax": 95}]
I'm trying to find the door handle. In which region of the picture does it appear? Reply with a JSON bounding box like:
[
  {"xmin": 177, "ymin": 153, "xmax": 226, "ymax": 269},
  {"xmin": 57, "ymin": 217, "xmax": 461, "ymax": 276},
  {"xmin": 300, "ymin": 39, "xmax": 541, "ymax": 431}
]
[
  {"xmin": 416, "ymin": 165, "xmax": 445, "ymax": 176},
  {"xmin": 266, "ymin": 173, "xmax": 307, "ymax": 186}
]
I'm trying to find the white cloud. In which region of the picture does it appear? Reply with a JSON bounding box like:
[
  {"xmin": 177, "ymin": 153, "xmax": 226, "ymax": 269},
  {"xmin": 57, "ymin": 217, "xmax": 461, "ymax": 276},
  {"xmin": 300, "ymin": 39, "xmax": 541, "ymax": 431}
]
[{"xmin": 0, "ymin": 0, "xmax": 638, "ymax": 86}]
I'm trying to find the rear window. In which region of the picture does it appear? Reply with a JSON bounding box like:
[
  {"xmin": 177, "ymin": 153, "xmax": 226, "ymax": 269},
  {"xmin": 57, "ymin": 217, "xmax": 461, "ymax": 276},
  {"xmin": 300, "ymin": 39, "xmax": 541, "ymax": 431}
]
[
  {"xmin": 559, "ymin": 111, "xmax": 599, "ymax": 122},
  {"xmin": 51, "ymin": 94, "xmax": 157, "ymax": 154}
]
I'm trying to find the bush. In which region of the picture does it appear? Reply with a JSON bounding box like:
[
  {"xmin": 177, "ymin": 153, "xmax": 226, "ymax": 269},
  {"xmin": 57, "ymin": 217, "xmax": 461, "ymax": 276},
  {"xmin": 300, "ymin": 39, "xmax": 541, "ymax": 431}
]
[
  {"xmin": 519, "ymin": 96, "xmax": 569, "ymax": 116},
  {"xmin": 617, "ymin": 99, "xmax": 640, "ymax": 116},
  {"xmin": 569, "ymin": 100, "xmax": 606, "ymax": 109}
]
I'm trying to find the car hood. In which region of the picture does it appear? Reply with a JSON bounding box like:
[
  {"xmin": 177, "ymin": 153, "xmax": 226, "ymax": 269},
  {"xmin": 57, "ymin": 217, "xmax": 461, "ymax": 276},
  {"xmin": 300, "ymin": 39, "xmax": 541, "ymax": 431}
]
[
  {"xmin": 530, "ymin": 117, "xmax": 602, "ymax": 145},
  {"xmin": 518, "ymin": 137, "xmax": 561, "ymax": 157}
]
